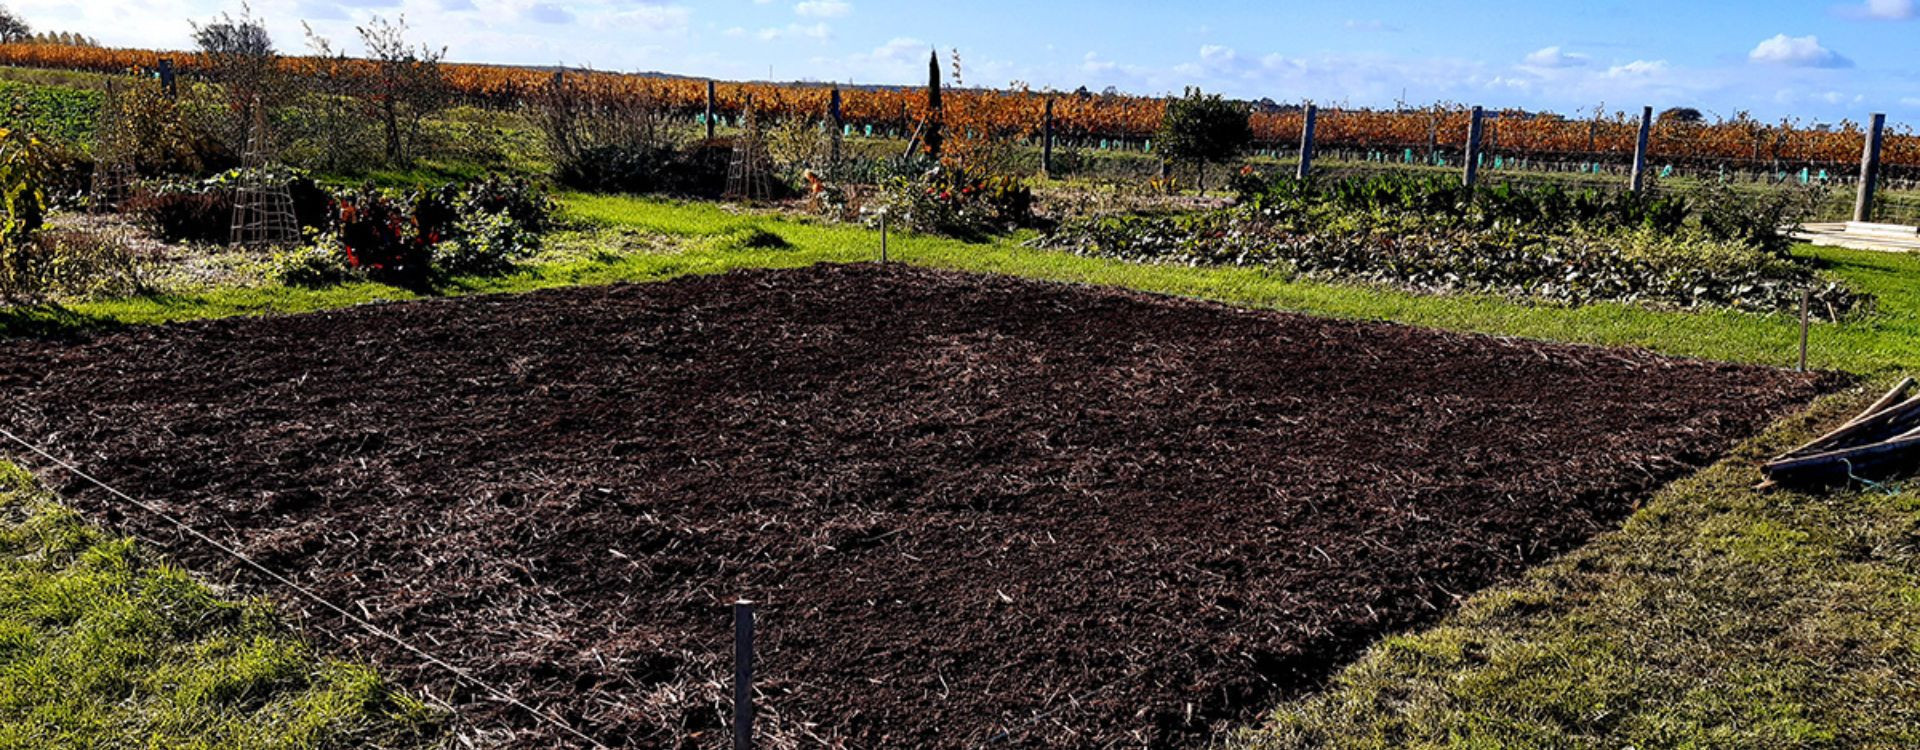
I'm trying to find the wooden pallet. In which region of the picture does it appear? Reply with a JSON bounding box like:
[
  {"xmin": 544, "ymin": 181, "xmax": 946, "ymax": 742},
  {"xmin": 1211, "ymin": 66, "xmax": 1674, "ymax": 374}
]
[{"xmin": 1762, "ymin": 377, "xmax": 1920, "ymax": 489}]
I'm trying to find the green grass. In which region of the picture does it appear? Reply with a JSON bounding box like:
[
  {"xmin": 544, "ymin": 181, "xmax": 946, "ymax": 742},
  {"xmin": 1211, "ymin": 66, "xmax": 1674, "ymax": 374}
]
[
  {"xmin": 1233, "ymin": 386, "xmax": 1920, "ymax": 749},
  {"xmin": 0, "ymin": 462, "xmax": 441, "ymax": 749},
  {"xmin": 8, "ymin": 195, "xmax": 1919, "ymax": 376}
]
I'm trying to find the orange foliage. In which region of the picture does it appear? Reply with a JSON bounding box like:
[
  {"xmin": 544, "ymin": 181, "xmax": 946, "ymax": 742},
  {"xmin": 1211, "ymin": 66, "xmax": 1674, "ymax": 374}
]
[{"xmin": 3, "ymin": 42, "xmax": 1913, "ymax": 168}]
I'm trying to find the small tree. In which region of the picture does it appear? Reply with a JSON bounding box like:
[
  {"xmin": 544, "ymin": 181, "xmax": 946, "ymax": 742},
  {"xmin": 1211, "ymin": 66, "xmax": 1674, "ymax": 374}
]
[
  {"xmin": 1659, "ymin": 107, "xmax": 1705, "ymax": 125},
  {"xmin": 0, "ymin": 6, "xmax": 30, "ymax": 43},
  {"xmin": 298, "ymin": 24, "xmax": 377, "ymax": 172},
  {"xmin": 1156, "ymin": 87, "xmax": 1252, "ymax": 195},
  {"xmin": 193, "ymin": 5, "xmax": 284, "ymax": 156},
  {"xmin": 358, "ymin": 15, "xmax": 447, "ymax": 166}
]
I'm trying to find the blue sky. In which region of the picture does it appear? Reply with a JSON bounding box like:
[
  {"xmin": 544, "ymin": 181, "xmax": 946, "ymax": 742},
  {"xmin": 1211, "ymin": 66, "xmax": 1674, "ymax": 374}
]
[{"xmin": 13, "ymin": 0, "xmax": 1920, "ymax": 122}]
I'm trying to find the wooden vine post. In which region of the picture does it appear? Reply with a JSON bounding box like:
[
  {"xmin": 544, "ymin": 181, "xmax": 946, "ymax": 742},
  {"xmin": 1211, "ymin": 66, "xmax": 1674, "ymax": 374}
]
[
  {"xmin": 1630, "ymin": 106, "xmax": 1653, "ymax": 193},
  {"xmin": 1855, "ymin": 113, "xmax": 1886, "ymax": 223},
  {"xmin": 1042, "ymin": 97, "xmax": 1055, "ymax": 178},
  {"xmin": 1297, "ymin": 103, "xmax": 1318, "ymax": 180},
  {"xmin": 706, "ymin": 80, "xmax": 718, "ymax": 141},
  {"xmin": 1462, "ymin": 106, "xmax": 1485, "ymax": 187},
  {"xmin": 829, "ymin": 86, "xmax": 844, "ymax": 167}
]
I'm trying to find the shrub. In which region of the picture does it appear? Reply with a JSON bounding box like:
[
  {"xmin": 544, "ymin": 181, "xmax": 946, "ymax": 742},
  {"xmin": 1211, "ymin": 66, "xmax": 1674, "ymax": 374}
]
[
  {"xmin": 1694, "ymin": 181, "xmax": 1822, "ymax": 258},
  {"xmin": 272, "ymin": 241, "xmax": 356, "ymax": 287},
  {"xmin": 0, "ymin": 126, "xmax": 46, "ymax": 251},
  {"xmin": 455, "ymin": 174, "xmax": 554, "ymax": 233},
  {"xmin": 125, "ymin": 169, "xmax": 331, "ymax": 245},
  {"xmin": 432, "ymin": 209, "xmax": 539, "ymax": 276},
  {"xmin": 123, "ymin": 182, "xmax": 231, "ymax": 244},
  {"xmin": 307, "ymin": 175, "xmax": 553, "ymax": 284},
  {"xmin": 555, "ymin": 142, "xmax": 738, "ymax": 198},
  {"xmin": 876, "ymin": 165, "xmax": 1034, "ymax": 238},
  {"xmin": 328, "ymin": 185, "xmax": 433, "ymax": 282},
  {"xmin": 1, "ymin": 222, "xmax": 155, "ymax": 301}
]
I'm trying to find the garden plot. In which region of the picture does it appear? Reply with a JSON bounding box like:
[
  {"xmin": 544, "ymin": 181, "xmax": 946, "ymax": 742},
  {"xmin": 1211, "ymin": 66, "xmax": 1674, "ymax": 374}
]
[{"xmin": 0, "ymin": 265, "xmax": 1834, "ymax": 748}]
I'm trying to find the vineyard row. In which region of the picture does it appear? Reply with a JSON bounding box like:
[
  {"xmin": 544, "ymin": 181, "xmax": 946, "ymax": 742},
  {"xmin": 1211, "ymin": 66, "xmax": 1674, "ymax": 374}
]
[{"xmin": 2, "ymin": 42, "xmax": 1916, "ymax": 169}]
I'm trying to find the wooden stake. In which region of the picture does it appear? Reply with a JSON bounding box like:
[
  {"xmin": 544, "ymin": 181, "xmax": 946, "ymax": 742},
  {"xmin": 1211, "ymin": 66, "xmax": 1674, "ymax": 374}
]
[
  {"xmin": 1462, "ymin": 106, "xmax": 1484, "ymax": 188},
  {"xmin": 1042, "ymin": 98, "xmax": 1055, "ymax": 178},
  {"xmin": 706, "ymin": 80, "xmax": 718, "ymax": 141},
  {"xmin": 880, "ymin": 211, "xmax": 889, "ymax": 264},
  {"xmin": 1297, "ymin": 104, "xmax": 1318, "ymax": 181},
  {"xmin": 1799, "ymin": 289, "xmax": 1811, "ymax": 373},
  {"xmin": 734, "ymin": 601, "xmax": 754, "ymax": 750},
  {"xmin": 1855, "ymin": 113, "xmax": 1886, "ymax": 223},
  {"xmin": 1630, "ymin": 106, "xmax": 1653, "ymax": 193}
]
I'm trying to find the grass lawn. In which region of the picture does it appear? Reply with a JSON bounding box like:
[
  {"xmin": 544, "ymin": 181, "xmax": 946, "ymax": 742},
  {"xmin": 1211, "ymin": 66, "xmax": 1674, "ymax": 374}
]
[
  {"xmin": 0, "ymin": 462, "xmax": 441, "ymax": 749},
  {"xmin": 1234, "ymin": 386, "xmax": 1920, "ymax": 749},
  {"xmin": 1, "ymin": 195, "xmax": 1918, "ymax": 746}
]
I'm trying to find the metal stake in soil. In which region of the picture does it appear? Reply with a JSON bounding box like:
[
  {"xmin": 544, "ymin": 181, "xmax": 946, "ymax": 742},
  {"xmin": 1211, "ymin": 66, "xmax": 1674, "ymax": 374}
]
[
  {"xmin": 734, "ymin": 600, "xmax": 755, "ymax": 750},
  {"xmin": 881, "ymin": 212, "xmax": 889, "ymax": 264}
]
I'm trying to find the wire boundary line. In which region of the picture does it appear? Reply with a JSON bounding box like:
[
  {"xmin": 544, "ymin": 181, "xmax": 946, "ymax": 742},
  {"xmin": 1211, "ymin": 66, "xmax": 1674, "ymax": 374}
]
[{"xmin": 0, "ymin": 426, "xmax": 613, "ymax": 750}]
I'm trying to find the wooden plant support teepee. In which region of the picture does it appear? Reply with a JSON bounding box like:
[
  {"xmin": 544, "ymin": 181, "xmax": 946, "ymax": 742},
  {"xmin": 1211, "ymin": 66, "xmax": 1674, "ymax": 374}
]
[
  {"xmin": 229, "ymin": 100, "xmax": 300, "ymax": 248},
  {"xmin": 724, "ymin": 97, "xmax": 775, "ymax": 205}
]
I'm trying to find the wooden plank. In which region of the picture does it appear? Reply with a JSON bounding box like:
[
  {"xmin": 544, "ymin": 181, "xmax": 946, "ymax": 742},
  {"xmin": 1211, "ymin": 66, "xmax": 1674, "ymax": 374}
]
[
  {"xmin": 1764, "ymin": 434, "xmax": 1920, "ymax": 486},
  {"xmin": 1773, "ymin": 386, "xmax": 1920, "ymax": 463}
]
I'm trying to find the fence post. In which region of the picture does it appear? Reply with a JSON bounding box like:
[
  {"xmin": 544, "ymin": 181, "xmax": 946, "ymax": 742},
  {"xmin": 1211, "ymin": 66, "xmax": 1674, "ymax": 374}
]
[
  {"xmin": 157, "ymin": 59, "xmax": 176, "ymax": 99},
  {"xmin": 1297, "ymin": 104, "xmax": 1318, "ymax": 181},
  {"xmin": 734, "ymin": 601, "xmax": 755, "ymax": 750},
  {"xmin": 1042, "ymin": 98, "xmax": 1055, "ymax": 179},
  {"xmin": 829, "ymin": 87, "xmax": 843, "ymax": 167},
  {"xmin": 1462, "ymin": 106, "xmax": 1484, "ymax": 188},
  {"xmin": 1855, "ymin": 113, "xmax": 1886, "ymax": 224},
  {"xmin": 1631, "ymin": 106, "xmax": 1654, "ymax": 193},
  {"xmin": 706, "ymin": 80, "xmax": 718, "ymax": 141}
]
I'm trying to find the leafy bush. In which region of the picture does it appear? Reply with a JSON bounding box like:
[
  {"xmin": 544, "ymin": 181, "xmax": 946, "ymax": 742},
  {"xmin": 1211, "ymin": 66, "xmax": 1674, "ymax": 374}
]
[
  {"xmin": 432, "ymin": 209, "xmax": 540, "ymax": 276},
  {"xmin": 1694, "ymin": 181, "xmax": 1823, "ymax": 258},
  {"xmin": 328, "ymin": 185, "xmax": 434, "ymax": 282},
  {"xmin": 0, "ymin": 126, "xmax": 46, "ymax": 253},
  {"xmin": 1242, "ymin": 172, "xmax": 1692, "ymax": 235},
  {"xmin": 455, "ymin": 174, "xmax": 554, "ymax": 233},
  {"xmin": 1, "ymin": 223, "xmax": 156, "ymax": 301},
  {"xmin": 123, "ymin": 183, "xmax": 231, "ymax": 244},
  {"xmin": 555, "ymin": 142, "xmax": 738, "ymax": 198},
  {"xmin": 125, "ymin": 169, "xmax": 330, "ymax": 245},
  {"xmin": 272, "ymin": 241, "xmax": 356, "ymax": 288},
  {"xmin": 310, "ymin": 175, "xmax": 554, "ymax": 284},
  {"xmin": 876, "ymin": 165, "xmax": 1034, "ymax": 238}
]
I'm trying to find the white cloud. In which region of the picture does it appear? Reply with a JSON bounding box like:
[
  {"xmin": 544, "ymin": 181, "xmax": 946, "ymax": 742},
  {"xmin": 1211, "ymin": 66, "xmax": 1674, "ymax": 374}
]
[
  {"xmin": 1853, "ymin": 0, "xmax": 1916, "ymax": 20},
  {"xmin": 1605, "ymin": 59, "xmax": 1669, "ymax": 78},
  {"xmin": 1521, "ymin": 46, "xmax": 1588, "ymax": 68},
  {"xmin": 871, "ymin": 37, "xmax": 927, "ymax": 63},
  {"xmin": 524, "ymin": 2, "xmax": 573, "ymax": 24},
  {"xmin": 758, "ymin": 22, "xmax": 832, "ymax": 41},
  {"xmin": 1343, "ymin": 19, "xmax": 1397, "ymax": 32},
  {"xmin": 1748, "ymin": 34, "xmax": 1852, "ymax": 68},
  {"xmin": 608, "ymin": 4, "xmax": 691, "ymax": 32},
  {"xmin": 794, "ymin": 0, "xmax": 850, "ymax": 18}
]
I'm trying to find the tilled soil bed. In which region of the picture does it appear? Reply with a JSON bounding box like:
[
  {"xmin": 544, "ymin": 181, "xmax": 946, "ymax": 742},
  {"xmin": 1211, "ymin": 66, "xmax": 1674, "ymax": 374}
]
[{"xmin": 0, "ymin": 265, "xmax": 1836, "ymax": 748}]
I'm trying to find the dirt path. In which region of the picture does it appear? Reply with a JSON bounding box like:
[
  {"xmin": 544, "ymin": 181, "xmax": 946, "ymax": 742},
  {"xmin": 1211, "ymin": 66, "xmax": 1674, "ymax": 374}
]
[{"xmin": 0, "ymin": 265, "xmax": 1838, "ymax": 748}]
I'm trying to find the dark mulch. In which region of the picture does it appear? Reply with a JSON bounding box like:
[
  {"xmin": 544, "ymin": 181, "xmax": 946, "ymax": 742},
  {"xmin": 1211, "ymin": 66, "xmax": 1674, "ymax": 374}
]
[{"xmin": 0, "ymin": 265, "xmax": 1838, "ymax": 748}]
